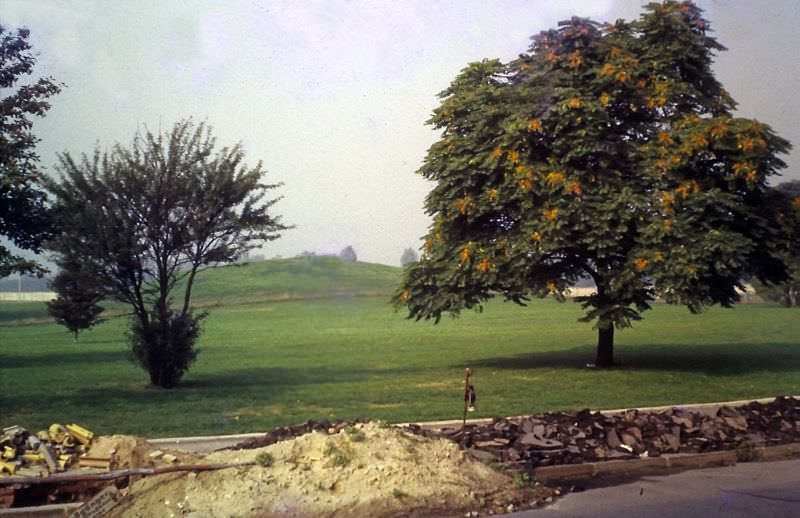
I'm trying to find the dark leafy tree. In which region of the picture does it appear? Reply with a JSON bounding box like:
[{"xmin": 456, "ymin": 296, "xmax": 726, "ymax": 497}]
[
  {"xmin": 0, "ymin": 24, "xmax": 61, "ymax": 277},
  {"xmin": 339, "ymin": 245, "xmax": 357, "ymax": 262},
  {"xmin": 752, "ymin": 180, "xmax": 800, "ymax": 306},
  {"xmin": 400, "ymin": 247, "xmax": 419, "ymax": 266},
  {"xmin": 396, "ymin": 1, "xmax": 791, "ymax": 367},
  {"xmin": 46, "ymin": 120, "xmax": 289, "ymax": 387},
  {"xmin": 47, "ymin": 259, "xmax": 105, "ymax": 342}
]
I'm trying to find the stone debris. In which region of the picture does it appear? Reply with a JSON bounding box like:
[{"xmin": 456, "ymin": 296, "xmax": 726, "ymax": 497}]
[
  {"xmin": 433, "ymin": 396, "xmax": 800, "ymax": 470},
  {"xmin": 223, "ymin": 398, "xmax": 800, "ymax": 474}
]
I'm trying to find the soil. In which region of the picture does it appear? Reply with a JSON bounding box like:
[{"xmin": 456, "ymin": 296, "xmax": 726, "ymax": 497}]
[{"xmin": 108, "ymin": 422, "xmax": 550, "ymax": 517}]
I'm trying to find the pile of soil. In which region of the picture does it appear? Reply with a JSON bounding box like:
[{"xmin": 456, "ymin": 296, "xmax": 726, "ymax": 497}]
[{"xmin": 110, "ymin": 422, "xmax": 550, "ymax": 517}]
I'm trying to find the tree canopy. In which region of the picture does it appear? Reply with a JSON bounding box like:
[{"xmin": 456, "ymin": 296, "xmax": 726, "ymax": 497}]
[
  {"xmin": 46, "ymin": 257, "xmax": 105, "ymax": 342},
  {"xmin": 401, "ymin": 247, "xmax": 419, "ymax": 266},
  {"xmin": 0, "ymin": 24, "xmax": 61, "ymax": 277},
  {"xmin": 396, "ymin": 1, "xmax": 791, "ymax": 366},
  {"xmin": 339, "ymin": 245, "xmax": 357, "ymax": 262},
  {"xmin": 752, "ymin": 180, "xmax": 800, "ymax": 306},
  {"xmin": 46, "ymin": 119, "xmax": 289, "ymax": 387}
]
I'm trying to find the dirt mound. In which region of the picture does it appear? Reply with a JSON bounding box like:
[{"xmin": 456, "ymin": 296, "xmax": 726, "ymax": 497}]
[
  {"xmin": 111, "ymin": 422, "xmax": 545, "ymax": 517},
  {"xmin": 88, "ymin": 434, "xmax": 202, "ymax": 470}
]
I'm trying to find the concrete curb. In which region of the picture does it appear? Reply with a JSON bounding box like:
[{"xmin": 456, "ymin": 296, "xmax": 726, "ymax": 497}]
[{"xmin": 531, "ymin": 443, "xmax": 800, "ymax": 484}]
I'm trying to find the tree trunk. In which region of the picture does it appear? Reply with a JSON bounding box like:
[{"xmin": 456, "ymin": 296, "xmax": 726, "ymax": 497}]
[{"xmin": 596, "ymin": 324, "xmax": 614, "ymax": 367}]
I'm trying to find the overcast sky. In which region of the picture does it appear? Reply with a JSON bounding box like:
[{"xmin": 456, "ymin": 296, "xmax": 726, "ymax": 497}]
[{"xmin": 2, "ymin": 0, "xmax": 798, "ymax": 266}]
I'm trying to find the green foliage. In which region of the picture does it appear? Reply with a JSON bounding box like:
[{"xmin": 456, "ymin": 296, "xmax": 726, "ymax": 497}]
[
  {"xmin": 400, "ymin": 247, "xmax": 419, "ymax": 266},
  {"xmin": 323, "ymin": 441, "xmax": 352, "ymax": 467},
  {"xmin": 397, "ymin": 1, "xmax": 791, "ymax": 366},
  {"xmin": 129, "ymin": 310, "xmax": 203, "ymax": 388},
  {"xmin": 46, "ymin": 258, "xmax": 105, "ymax": 341},
  {"xmin": 45, "ymin": 119, "xmax": 289, "ymax": 387},
  {"xmin": 339, "ymin": 246, "xmax": 357, "ymax": 262},
  {"xmin": 751, "ymin": 180, "xmax": 800, "ymax": 306},
  {"xmin": 255, "ymin": 451, "xmax": 274, "ymax": 467},
  {"xmin": 512, "ymin": 472, "xmax": 532, "ymax": 489},
  {"xmin": 344, "ymin": 425, "xmax": 366, "ymax": 442},
  {"xmin": 0, "ymin": 24, "xmax": 61, "ymax": 278}
]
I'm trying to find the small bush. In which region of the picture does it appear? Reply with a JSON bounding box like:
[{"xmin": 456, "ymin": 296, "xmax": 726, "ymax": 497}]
[
  {"xmin": 512, "ymin": 472, "xmax": 532, "ymax": 489},
  {"xmin": 255, "ymin": 452, "xmax": 274, "ymax": 467},
  {"xmin": 129, "ymin": 310, "xmax": 204, "ymax": 388},
  {"xmin": 735, "ymin": 439, "xmax": 755, "ymax": 462},
  {"xmin": 324, "ymin": 442, "xmax": 351, "ymax": 467},
  {"xmin": 344, "ymin": 426, "xmax": 366, "ymax": 442}
]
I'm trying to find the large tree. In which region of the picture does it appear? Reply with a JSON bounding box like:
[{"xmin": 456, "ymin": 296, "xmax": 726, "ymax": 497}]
[
  {"xmin": 396, "ymin": 1, "xmax": 791, "ymax": 367},
  {"xmin": 0, "ymin": 24, "xmax": 61, "ymax": 277},
  {"xmin": 46, "ymin": 120, "xmax": 289, "ymax": 387}
]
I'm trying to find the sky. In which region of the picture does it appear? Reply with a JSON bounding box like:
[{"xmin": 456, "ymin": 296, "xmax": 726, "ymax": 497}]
[{"xmin": 2, "ymin": 0, "xmax": 799, "ymax": 266}]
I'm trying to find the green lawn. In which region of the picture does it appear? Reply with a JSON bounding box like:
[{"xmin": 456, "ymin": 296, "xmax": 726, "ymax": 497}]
[{"xmin": 1, "ymin": 259, "xmax": 799, "ymax": 438}]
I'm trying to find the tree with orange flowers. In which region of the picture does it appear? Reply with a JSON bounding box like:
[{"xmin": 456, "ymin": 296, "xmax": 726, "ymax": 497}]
[{"xmin": 395, "ymin": 1, "xmax": 791, "ymax": 367}]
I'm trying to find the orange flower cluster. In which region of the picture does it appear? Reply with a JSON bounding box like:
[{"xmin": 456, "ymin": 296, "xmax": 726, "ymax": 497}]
[
  {"xmin": 531, "ymin": 231, "xmax": 542, "ymax": 242},
  {"xmin": 567, "ymin": 181, "xmax": 582, "ymax": 196},
  {"xmin": 600, "ymin": 63, "xmax": 615, "ymax": 77},
  {"xmin": 490, "ymin": 147, "xmax": 503, "ymax": 160},
  {"xmin": 675, "ymin": 181, "xmax": 699, "ymax": 199},
  {"xmin": 543, "ymin": 208, "xmax": 558, "ymax": 222},
  {"xmin": 518, "ymin": 178, "xmax": 533, "ymax": 190},
  {"xmin": 487, "ymin": 188, "xmax": 498, "ymax": 202},
  {"xmin": 528, "ymin": 118, "xmax": 542, "ymax": 132},
  {"xmin": 738, "ymin": 136, "xmax": 767, "ymax": 152},
  {"xmin": 567, "ymin": 97, "xmax": 582, "ymax": 109},
  {"xmin": 658, "ymin": 132, "xmax": 673, "ymax": 145},
  {"xmin": 689, "ymin": 133, "xmax": 708, "ymax": 149},
  {"xmin": 478, "ymin": 258, "xmax": 494, "ymax": 273},
  {"xmin": 545, "ymin": 171, "xmax": 566, "ymax": 187},
  {"xmin": 710, "ymin": 120, "xmax": 728, "ymax": 139},
  {"xmin": 507, "ymin": 150, "xmax": 520, "ymax": 163},
  {"xmin": 646, "ymin": 95, "xmax": 667, "ymax": 109},
  {"xmin": 634, "ymin": 257, "xmax": 649, "ymax": 272},
  {"xmin": 455, "ymin": 196, "xmax": 470, "ymax": 215},
  {"xmin": 546, "ymin": 280, "xmax": 557, "ymax": 292},
  {"xmin": 732, "ymin": 162, "xmax": 751, "ymax": 177},
  {"xmin": 460, "ymin": 246, "xmax": 471, "ymax": 264},
  {"xmin": 567, "ymin": 51, "xmax": 582, "ymax": 69},
  {"xmin": 401, "ymin": 289, "xmax": 410, "ymax": 302},
  {"xmin": 599, "ymin": 92, "xmax": 610, "ymax": 106}
]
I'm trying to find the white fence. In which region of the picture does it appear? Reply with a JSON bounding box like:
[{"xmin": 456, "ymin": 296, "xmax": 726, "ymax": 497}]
[{"xmin": 0, "ymin": 292, "xmax": 55, "ymax": 302}]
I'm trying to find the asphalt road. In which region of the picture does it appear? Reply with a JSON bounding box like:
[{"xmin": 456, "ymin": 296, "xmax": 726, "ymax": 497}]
[{"xmin": 509, "ymin": 459, "xmax": 800, "ymax": 518}]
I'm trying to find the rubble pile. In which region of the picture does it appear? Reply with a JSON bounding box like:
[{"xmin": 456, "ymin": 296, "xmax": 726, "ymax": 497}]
[
  {"xmin": 450, "ymin": 396, "xmax": 800, "ymax": 468},
  {"xmin": 0, "ymin": 423, "xmax": 107, "ymax": 478}
]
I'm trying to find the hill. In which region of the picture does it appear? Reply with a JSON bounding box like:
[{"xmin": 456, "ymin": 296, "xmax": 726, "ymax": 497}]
[{"xmin": 186, "ymin": 256, "xmax": 402, "ymax": 306}]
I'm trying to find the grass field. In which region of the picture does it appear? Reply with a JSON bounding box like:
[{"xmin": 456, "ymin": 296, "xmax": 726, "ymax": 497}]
[{"xmin": 2, "ymin": 257, "xmax": 799, "ymax": 438}]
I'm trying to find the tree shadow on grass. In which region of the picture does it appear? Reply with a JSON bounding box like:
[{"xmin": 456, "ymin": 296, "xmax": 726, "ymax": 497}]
[
  {"xmin": 0, "ymin": 349, "xmax": 128, "ymax": 369},
  {"xmin": 470, "ymin": 342, "xmax": 800, "ymax": 376},
  {"xmin": 7, "ymin": 364, "xmax": 415, "ymax": 413}
]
